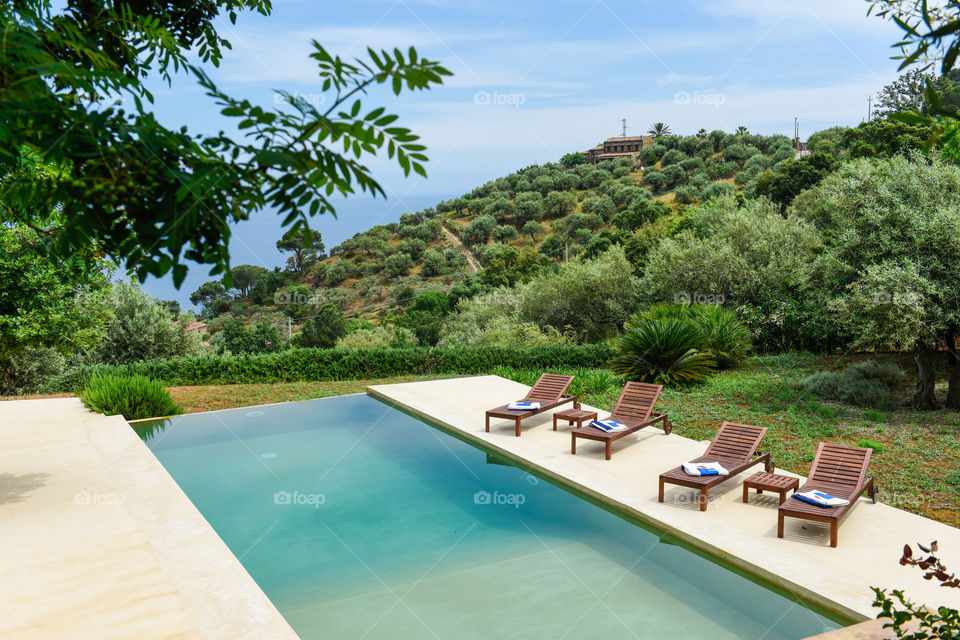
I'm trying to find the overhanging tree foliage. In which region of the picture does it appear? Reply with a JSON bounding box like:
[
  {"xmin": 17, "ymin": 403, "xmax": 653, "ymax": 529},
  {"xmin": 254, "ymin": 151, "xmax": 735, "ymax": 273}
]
[{"xmin": 0, "ymin": 1, "xmax": 450, "ymax": 286}]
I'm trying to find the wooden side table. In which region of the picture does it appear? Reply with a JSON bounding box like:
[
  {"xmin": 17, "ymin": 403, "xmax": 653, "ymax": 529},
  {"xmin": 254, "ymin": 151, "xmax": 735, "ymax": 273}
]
[
  {"xmin": 742, "ymin": 471, "xmax": 799, "ymax": 505},
  {"xmin": 553, "ymin": 408, "xmax": 598, "ymax": 431}
]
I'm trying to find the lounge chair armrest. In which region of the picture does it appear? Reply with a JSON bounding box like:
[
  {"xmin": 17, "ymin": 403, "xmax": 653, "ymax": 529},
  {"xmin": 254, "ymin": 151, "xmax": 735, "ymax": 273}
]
[{"xmin": 754, "ymin": 451, "xmax": 773, "ymax": 473}]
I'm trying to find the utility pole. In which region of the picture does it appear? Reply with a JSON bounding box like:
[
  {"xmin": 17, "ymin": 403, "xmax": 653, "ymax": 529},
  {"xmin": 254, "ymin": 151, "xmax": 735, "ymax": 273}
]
[
  {"xmin": 621, "ymin": 118, "xmax": 627, "ymax": 137},
  {"xmin": 287, "ymin": 317, "xmax": 292, "ymax": 341},
  {"xmin": 867, "ymin": 95, "xmax": 872, "ymax": 121},
  {"xmin": 564, "ymin": 243, "xmax": 569, "ymax": 264}
]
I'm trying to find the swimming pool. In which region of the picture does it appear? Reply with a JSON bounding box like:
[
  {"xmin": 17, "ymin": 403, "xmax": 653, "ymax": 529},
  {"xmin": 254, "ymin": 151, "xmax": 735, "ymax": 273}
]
[{"xmin": 136, "ymin": 394, "xmax": 840, "ymax": 640}]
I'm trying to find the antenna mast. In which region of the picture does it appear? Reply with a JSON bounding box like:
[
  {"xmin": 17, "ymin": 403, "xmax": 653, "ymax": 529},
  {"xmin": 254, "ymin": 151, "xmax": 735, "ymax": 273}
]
[{"xmin": 621, "ymin": 118, "xmax": 627, "ymax": 137}]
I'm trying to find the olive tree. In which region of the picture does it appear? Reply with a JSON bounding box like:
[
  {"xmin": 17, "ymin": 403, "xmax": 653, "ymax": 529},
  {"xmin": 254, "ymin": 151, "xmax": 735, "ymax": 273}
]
[
  {"xmin": 639, "ymin": 196, "xmax": 822, "ymax": 351},
  {"xmin": 519, "ymin": 247, "xmax": 640, "ymax": 342},
  {"xmin": 794, "ymin": 155, "xmax": 960, "ymax": 409}
]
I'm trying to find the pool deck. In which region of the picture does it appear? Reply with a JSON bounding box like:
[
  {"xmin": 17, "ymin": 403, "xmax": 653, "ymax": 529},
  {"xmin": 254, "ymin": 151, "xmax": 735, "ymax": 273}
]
[
  {"xmin": 368, "ymin": 375, "xmax": 960, "ymax": 623},
  {"xmin": 0, "ymin": 398, "xmax": 299, "ymax": 640}
]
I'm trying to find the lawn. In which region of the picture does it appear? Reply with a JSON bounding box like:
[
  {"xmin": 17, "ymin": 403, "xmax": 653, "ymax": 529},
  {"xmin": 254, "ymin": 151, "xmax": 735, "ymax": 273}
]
[{"xmin": 164, "ymin": 374, "xmax": 457, "ymax": 414}]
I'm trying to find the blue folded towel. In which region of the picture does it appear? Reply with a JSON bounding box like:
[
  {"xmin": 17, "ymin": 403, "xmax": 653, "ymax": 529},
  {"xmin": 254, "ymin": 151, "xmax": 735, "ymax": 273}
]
[
  {"xmin": 507, "ymin": 401, "xmax": 540, "ymax": 411},
  {"xmin": 792, "ymin": 490, "xmax": 849, "ymax": 508},
  {"xmin": 681, "ymin": 461, "xmax": 729, "ymax": 476},
  {"xmin": 590, "ymin": 420, "xmax": 628, "ymax": 432}
]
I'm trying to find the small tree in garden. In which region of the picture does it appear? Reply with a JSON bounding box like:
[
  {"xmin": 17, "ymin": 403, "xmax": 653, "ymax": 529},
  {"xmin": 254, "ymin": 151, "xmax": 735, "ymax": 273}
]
[
  {"xmin": 297, "ymin": 304, "xmax": 347, "ymax": 348},
  {"xmin": 94, "ymin": 281, "xmax": 203, "ymax": 365}
]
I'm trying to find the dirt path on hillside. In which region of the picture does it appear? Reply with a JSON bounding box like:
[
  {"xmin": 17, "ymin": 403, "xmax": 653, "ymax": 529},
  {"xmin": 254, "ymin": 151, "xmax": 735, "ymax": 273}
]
[{"xmin": 441, "ymin": 225, "xmax": 480, "ymax": 272}]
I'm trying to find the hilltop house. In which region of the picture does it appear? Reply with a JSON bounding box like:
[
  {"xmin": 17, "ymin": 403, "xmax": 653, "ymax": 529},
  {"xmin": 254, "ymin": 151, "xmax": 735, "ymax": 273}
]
[{"xmin": 580, "ymin": 135, "xmax": 654, "ymax": 164}]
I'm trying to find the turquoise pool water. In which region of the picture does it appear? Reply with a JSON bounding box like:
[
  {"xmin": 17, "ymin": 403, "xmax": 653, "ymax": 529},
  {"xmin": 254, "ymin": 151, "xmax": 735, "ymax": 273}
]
[{"xmin": 137, "ymin": 395, "xmax": 840, "ymax": 640}]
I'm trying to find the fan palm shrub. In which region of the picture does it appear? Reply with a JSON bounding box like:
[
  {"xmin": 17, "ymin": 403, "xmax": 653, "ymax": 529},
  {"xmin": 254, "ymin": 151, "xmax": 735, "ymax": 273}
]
[
  {"xmin": 609, "ymin": 318, "xmax": 716, "ymax": 385},
  {"xmin": 690, "ymin": 304, "xmax": 751, "ymax": 369},
  {"xmin": 636, "ymin": 303, "xmax": 751, "ymax": 369}
]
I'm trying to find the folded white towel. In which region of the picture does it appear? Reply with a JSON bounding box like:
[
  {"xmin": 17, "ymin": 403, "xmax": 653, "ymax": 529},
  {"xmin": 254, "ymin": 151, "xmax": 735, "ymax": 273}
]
[
  {"xmin": 681, "ymin": 461, "xmax": 729, "ymax": 477},
  {"xmin": 507, "ymin": 401, "xmax": 540, "ymax": 411},
  {"xmin": 590, "ymin": 419, "xmax": 628, "ymax": 432},
  {"xmin": 793, "ymin": 490, "xmax": 850, "ymax": 508}
]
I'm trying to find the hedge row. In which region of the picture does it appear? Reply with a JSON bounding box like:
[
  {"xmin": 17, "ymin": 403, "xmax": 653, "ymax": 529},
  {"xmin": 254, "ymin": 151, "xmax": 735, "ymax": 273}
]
[{"xmin": 45, "ymin": 345, "xmax": 614, "ymax": 392}]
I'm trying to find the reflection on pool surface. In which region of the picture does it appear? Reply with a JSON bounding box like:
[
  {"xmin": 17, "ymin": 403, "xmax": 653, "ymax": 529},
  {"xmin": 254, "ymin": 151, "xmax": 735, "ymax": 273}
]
[{"xmin": 136, "ymin": 394, "xmax": 840, "ymax": 640}]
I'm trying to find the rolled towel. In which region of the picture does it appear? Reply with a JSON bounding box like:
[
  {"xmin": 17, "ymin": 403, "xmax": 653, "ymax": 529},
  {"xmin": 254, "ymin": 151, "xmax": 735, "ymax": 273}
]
[
  {"xmin": 681, "ymin": 461, "xmax": 729, "ymax": 477},
  {"xmin": 507, "ymin": 401, "xmax": 541, "ymax": 411},
  {"xmin": 792, "ymin": 490, "xmax": 850, "ymax": 508},
  {"xmin": 590, "ymin": 419, "xmax": 628, "ymax": 432}
]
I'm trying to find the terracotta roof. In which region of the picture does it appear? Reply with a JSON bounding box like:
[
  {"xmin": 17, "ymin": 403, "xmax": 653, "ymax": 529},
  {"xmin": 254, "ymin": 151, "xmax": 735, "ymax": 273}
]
[
  {"xmin": 604, "ymin": 136, "xmax": 652, "ymax": 143},
  {"xmin": 172, "ymin": 321, "xmax": 208, "ymax": 332}
]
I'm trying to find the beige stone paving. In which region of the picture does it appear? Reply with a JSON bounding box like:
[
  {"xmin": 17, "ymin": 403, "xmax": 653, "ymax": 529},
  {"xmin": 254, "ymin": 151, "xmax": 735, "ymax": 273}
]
[
  {"xmin": 0, "ymin": 398, "xmax": 298, "ymax": 640},
  {"xmin": 367, "ymin": 375, "xmax": 960, "ymax": 623}
]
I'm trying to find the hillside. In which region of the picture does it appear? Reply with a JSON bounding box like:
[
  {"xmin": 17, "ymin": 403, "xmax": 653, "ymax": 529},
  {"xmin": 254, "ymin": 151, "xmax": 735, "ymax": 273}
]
[{"xmin": 195, "ymin": 128, "xmax": 800, "ymax": 338}]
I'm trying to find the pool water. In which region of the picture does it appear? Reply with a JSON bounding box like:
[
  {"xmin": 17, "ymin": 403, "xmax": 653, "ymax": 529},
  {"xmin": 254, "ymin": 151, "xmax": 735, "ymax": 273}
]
[{"xmin": 137, "ymin": 395, "xmax": 840, "ymax": 640}]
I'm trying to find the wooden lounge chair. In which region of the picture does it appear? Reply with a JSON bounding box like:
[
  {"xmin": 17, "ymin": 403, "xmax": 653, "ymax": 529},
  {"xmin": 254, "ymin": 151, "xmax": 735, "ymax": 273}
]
[
  {"xmin": 570, "ymin": 382, "xmax": 672, "ymax": 460},
  {"xmin": 658, "ymin": 421, "xmax": 771, "ymax": 511},
  {"xmin": 485, "ymin": 374, "xmax": 577, "ymax": 437},
  {"xmin": 778, "ymin": 443, "xmax": 878, "ymax": 548}
]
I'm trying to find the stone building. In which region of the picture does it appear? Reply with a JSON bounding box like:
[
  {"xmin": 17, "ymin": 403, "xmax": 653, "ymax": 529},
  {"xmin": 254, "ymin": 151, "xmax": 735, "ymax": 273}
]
[{"xmin": 580, "ymin": 135, "xmax": 655, "ymax": 164}]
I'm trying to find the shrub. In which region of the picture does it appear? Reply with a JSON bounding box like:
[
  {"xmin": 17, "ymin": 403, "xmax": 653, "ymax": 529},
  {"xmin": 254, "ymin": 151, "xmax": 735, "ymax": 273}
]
[
  {"xmin": 46, "ymin": 345, "xmax": 614, "ymax": 390},
  {"xmin": 420, "ymin": 249, "xmax": 448, "ymax": 276},
  {"xmin": 690, "ymin": 304, "xmax": 751, "ymax": 369},
  {"xmin": 701, "ymin": 181, "xmax": 735, "ymax": 200},
  {"xmin": 214, "ymin": 319, "xmax": 287, "ymax": 355},
  {"xmin": 297, "ymin": 304, "xmax": 347, "ymax": 348},
  {"xmin": 492, "ymin": 224, "xmax": 518, "ymax": 243},
  {"xmin": 94, "ymin": 281, "xmax": 203, "ymax": 365},
  {"xmin": 660, "ymin": 149, "xmax": 688, "ymax": 167},
  {"xmin": 382, "ymin": 253, "xmax": 414, "ymax": 277},
  {"xmin": 81, "ymin": 374, "xmax": 182, "ymax": 420},
  {"xmin": 638, "ymin": 303, "xmax": 750, "ymax": 369},
  {"xmin": 800, "ymin": 361, "xmax": 905, "ymax": 408},
  {"xmin": 520, "ymin": 247, "xmax": 639, "ymax": 343},
  {"xmin": 336, "ymin": 326, "xmax": 418, "ymax": 349},
  {"xmin": 608, "ymin": 318, "xmax": 716, "ymax": 385},
  {"xmin": 0, "ymin": 348, "xmax": 66, "ymax": 396}
]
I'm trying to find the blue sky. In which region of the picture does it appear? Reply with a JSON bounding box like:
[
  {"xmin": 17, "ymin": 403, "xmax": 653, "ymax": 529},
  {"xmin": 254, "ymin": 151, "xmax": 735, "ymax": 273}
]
[{"xmin": 141, "ymin": 0, "xmax": 907, "ymax": 305}]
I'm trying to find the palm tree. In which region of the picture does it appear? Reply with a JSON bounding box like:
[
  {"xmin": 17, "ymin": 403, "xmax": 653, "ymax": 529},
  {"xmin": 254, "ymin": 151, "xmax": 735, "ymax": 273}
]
[
  {"xmin": 647, "ymin": 122, "xmax": 671, "ymax": 139},
  {"xmin": 696, "ymin": 128, "xmax": 707, "ymax": 138},
  {"xmin": 736, "ymin": 125, "xmax": 749, "ymax": 137}
]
